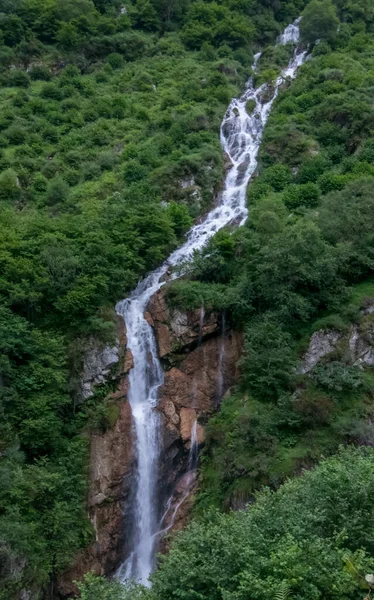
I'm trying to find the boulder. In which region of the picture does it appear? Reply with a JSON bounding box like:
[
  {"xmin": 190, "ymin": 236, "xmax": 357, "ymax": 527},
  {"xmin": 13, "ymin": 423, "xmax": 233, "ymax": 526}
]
[{"xmin": 300, "ymin": 330, "xmax": 341, "ymax": 374}]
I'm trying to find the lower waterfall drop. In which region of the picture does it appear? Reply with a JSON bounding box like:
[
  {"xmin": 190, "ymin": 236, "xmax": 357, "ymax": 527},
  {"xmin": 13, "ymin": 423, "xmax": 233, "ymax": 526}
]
[{"xmin": 115, "ymin": 19, "xmax": 307, "ymax": 586}]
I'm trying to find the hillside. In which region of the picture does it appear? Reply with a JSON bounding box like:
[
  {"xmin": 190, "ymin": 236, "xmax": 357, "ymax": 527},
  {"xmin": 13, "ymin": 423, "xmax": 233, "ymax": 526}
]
[{"xmin": 0, "ymin": 0, "xmax": 374, "ymax": 598}]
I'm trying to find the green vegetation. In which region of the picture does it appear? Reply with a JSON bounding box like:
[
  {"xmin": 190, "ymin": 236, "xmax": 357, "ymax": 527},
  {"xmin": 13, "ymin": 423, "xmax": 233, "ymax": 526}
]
[
  {"xmin": 150, "ymin": 447, "xmax": 374, "ymax": 600},
  {"xmin": 166, "ymin": 0, "xmax": 374, "ymax": 511},
  {"xmin": 0, "ymin": 0, "xmax": 318, "ymax": 597},
  {"xmin": 79, "ymin": 447, "xmax": 374, "ymax": 599},
  {"xmin": 1, "ymin": 0, "xmax": 374, "ymax": 597}
]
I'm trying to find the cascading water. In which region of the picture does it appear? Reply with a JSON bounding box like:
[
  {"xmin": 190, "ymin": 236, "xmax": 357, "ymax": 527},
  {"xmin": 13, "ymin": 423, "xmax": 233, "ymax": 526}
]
[
  {"xmin": 156, "ymin": 420, "xmax": 199, "ymax": 540},
  {"xmin": 115, "ymin": 19, "xmax": 307, "ymax": 586}
]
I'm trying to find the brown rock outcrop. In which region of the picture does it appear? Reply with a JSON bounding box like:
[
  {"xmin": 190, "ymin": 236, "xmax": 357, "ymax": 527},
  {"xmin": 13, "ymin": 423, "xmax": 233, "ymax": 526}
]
[
  {"xmin": 180, "ymin": 408, "xmax": 205, "ymax": 445},
  {"xmin": 147, "ymin": 289, "xmax": 220, "ymax": 353},
  {"xmin": 158, "ymin": 471, "xmax": 198, "ymax": 555},
  {"xmin": 158, "ymin": 331, "xmax": 242, "ymax": 418},
  {"xmin": 58, "ymin": 289, "xmax": 242, "ymax": 595},
  {"xmin": 56, "ymin": 397, "xmax": 135, "ymax": 597},
  {"xmin": 148, "ymin": 288, "xmax": 242, "ymax": 542}
]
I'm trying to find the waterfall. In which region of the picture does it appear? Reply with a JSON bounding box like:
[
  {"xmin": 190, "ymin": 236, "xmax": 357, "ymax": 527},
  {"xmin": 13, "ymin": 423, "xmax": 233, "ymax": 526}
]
[
  {"xmin": 188, "ymin": 420, "xmax": 198, "ymax": 472},
  {"xmin": 157, "ymin": 420, "xmax": 199, "ymax": 539},
  {"xmin": 115, "ymin": 19, "xmax": 307, "ymax": 586}
]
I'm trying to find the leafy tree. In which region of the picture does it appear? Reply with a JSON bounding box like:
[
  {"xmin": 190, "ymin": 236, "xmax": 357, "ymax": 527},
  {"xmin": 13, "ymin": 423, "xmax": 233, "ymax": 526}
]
[
  {"xmin": 300, "ymin": 0, "xmax": 339, "ymax": 44},
  {"xmin": 46, "ymin": 177, "xmax": 70, "ymax": 205},
  {"xmin": 318, "ymin": 178, "xmax": 374, "ymax": 275},
  {"xmin": 76, "ymin": 573, "xmax": 145, "ymax": 600},
  {"xmin": 150, "ymin": 448, "xmax": 374, "ymax": 600},
  {"xmin": 242, "ymin": 316, "xmax": 296, "ymax": 399},
  {"xmin": 0, "ymin": 168, "xmax": 21, "ymax": 201}
]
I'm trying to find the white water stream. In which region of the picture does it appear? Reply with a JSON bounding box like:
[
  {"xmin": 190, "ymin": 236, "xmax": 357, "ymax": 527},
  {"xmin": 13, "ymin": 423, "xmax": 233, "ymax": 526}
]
[{"xmin": 115, "ymin": 19, "xmax": 307, "ymax": 586}]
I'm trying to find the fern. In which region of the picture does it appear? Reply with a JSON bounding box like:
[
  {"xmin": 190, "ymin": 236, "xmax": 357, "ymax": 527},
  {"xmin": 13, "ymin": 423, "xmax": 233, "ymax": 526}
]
[{"xmin": 274, "ymin": 581, "xmax": 291, "ymax": 600}]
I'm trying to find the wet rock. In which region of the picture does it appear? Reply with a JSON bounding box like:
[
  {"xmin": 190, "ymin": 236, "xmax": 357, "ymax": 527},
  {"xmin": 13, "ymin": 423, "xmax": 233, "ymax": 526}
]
[
  {"xmin": 180, "ymin": 407, "xmax": 197, "ymax": 442},
  {"xmin": 158, "ymin": 471, "xmax": 198, "ymax": 554},
  {"xmin": 144, "ymin": 311, "xmax": 154, "ymax": 326},
  {"xmin": 180, "ymin": 176, "xmax": 196, "ymax": 189},
  {"xmin": 56, "ymin": 398, "xmax": 135, "ymax": 597},
  {"xmin": 223, "ymin": 151, "xmax": 233, "ymax": 171},
  {"xmin": 154, "ymin": 322, "xmax": 171, "ymax": 357},
  {"xmin": 180, "ymin": 408, "xmax": 205, "ymax": 445},
  {"xmin": 160, "ymin": 413, "xmax": 180, "ymax": 450},
  {"xmin": 159, "ymin": 399, "xmax": 179, "ymax": 425},
  {"xmin": 148, "ymin": 288, "xmax": 169, "ymax": 322},
  {"xmin": 259, "ymin": 84, "xmax": 275, "ymax": 104},
  {"xmin": 161, "ymin": 368, "xmax": 193, "ymax": 409},
  {"xmin": 148, "ymin": 288, "xmax": 220, "ymax": 354},
  {"xmin": 123, "ymin": 349, "xmax": 134, "ymax": 373}
]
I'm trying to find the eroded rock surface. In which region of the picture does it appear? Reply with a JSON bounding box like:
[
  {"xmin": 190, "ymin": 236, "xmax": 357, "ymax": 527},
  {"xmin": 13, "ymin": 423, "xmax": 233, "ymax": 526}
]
[
  {"xmin": 300, "ymin": 330, "xmax": 342, "ymax": 373},
  {"xmin": 148, "ymin": 289, "xmax": 220, "ymax": 356},
  {"xmin": 148, "ymin": 288, "xmax": 242, "ymax": 539},
  {"xmin": 301, "ymin": 310, "xmax": 374, "ymax": 373},
  {"xmin": 59, "ymin": 290, "xmax": 242, "ymax": 595},
  {"xmin": 56, "ymin": 398, "xmax": 135, "ymax": 598},
  {"xmin": 80, "ymin": 341, "xmax": 119, "ymax": 399}
]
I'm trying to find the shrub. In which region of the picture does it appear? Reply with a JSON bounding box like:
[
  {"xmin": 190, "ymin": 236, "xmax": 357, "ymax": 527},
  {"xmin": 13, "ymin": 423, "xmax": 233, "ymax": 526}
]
[
  {"xmin": 7, "ymin": 70, "xmax": 30, "ymax": 88},
  {"xmin": 317, "ymin": 172, "xmax": 348, "ymax": 194},
  {"xmin": 107, "ymin": 52, "xmax": 123, "ymax": 68},
  {"xmin": 151, "ymin": 447, "xmax": 374, "ymax": 600},
  {"xmin": 312, "ymin": 361, "xmax": 364, "ymax": 393},
  {"xmin": 242, "ymin": 316, "xmax": 297, "ymax": 400},
  {"xmin": 31, "ymin": 173, "xmax": 48, "ymax": 193},
  {"xmin": 0, "ymin": 168, "xmax": 21, "ymax": 201},
  {"xmin": 46, "ymin": 177, "xmax": 70, "ymax": 205},
  {"xmin": 29, "ymin": 65, "xmax": 52, "ymax": 81},
  {"xmin": 40, "ymin": 83, "xmax": 62, "ymax": 100},
  {"xmin": 300, "ymin": 0, "xmax": 339, "ymax": 44},
  {"xmin": 283, "ymin": 183, "xmax": 320, "ymax": 210},
  {"xmin": 4, "ymin": 124, "xmax": 27, "ymax": 145},
  {"xmin": 261, "ymin": 163, "xmax": 292, "ymax": 192},
  {"xmin": 122, "ymin": 160, "xmax": 147, "ymax": 183}
]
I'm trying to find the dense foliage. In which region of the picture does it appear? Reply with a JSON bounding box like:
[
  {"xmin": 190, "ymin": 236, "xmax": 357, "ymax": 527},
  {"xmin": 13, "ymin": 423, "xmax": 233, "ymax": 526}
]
[
  {"xmin": 150, "ymin": 447, "xmax": 374, "ymax": 600},
  {"xmin": 167, "ymin": 0, "xmax": 374, "ymax": 509},
  {"xmin": 1, "ymin": 0, "xmax": 374, "ymax": 597},
  {"xmin": 0, "ymin": 0, "xmax": 318, "ymax": 597},
  {"xmin": 79, "ymin": 447, "xmax": 374, "ymax": 599}
]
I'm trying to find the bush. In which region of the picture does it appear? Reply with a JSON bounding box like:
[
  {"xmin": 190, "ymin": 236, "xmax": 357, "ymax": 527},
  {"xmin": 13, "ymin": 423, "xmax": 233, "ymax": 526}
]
[
  {"xmin": 283, "ymin": 182, "xmax": 320, "ymax": 210},
  {"xmin": 261, "ymin": 163, "xmax": 292, "ymax": 192},
  {"xmin": 29, "ymin": 65, "xmax": 52, "ymax": 81},
  {"xmin": 300, "ymin": 0, "xmax": 339, "ymax": 44},
  {"xmin": 0, "ymin": 168, "xmax": 21, "ymax": 201},
  {"xmin": 31, "ymin": 173, "xmax": 48, "ymax": 193},
  {"xmin": 46, "ymin": 177, "xmax": 70, "ymax": 205},
  {"xmin": 4, "ymin": 124, "xmax": 27, "ymax": 145},
  {"xmin": 150, "ymin": 447, "xmax": 374, "ymax": 600},
  {"xmin": 40, "ymin": 83, "xmax": 62, "ymax": 100},
  {"xmin": 77, "ymin": 572, "xmax": 142, "ymax": 600},
  {"xmin": 122, "ymin": 160, "xmax": 147, "ymax": 183},
  {"xmin": 317, "ymin": 172, "xmax": 348, "ymax": 194},
  {"xmin": 242, "ymin": 317, "xmax": 297, "ymax": 400},
  {"xmin": 7, "ymin": 70, "xmax": 30, "ymax": 88},
  {"xmin": 312, "ymin": 361, "xmax": 364, "ymax": 393},
  {"xmin": 107, "ymin": 52, "xmax": 123, "ymax": 68}
]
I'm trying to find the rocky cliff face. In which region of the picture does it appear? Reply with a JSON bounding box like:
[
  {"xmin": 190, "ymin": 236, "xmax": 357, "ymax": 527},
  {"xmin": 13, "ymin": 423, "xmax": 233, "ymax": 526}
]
[
  {"xmin": 57, "ymin": 291, "xmax": 242, "ymax": 596},
  {"xmin": 56, "ymin": 318, "xmax": 136, "ymax": 598},
  {"xmin": 301, "ymin": 308, "xmax": 374, "ymax": 373},
  {"xmin": 147, "ymin": 289, "xmax": 242, "ymax": 543}
]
